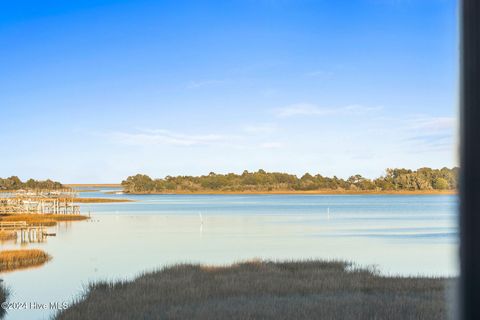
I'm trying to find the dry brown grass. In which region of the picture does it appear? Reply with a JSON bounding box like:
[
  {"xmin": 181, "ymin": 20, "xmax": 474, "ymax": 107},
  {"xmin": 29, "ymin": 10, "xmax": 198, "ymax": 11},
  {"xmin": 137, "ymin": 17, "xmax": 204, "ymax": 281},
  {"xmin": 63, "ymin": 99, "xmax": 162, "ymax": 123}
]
[
  {"xmin": 0, "ymin": 283, "xmax": 8, "ymax": 318},
  {"xmin": 0, "ymin": 231, "xmax": 16, "ymax": 241},
  {"xmin": 0, "ymin": 249, "xmax": 51, "ymax": 272},
  {"xmin": 56, "ymin": 260, "xmax": 453, "ymax": 320},
  {"xmin": 25, "ymin": 220, "xmax": 57, "ymax": 226},
  {"xmin": 0, "ymin": 214, "xmax": 88, "ymax": 226}
]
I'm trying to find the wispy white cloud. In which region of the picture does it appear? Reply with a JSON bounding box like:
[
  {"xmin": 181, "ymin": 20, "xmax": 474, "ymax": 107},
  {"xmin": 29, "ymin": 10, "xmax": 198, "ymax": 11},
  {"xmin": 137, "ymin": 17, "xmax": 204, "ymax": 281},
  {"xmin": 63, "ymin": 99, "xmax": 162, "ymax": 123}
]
[
  {"xmin": 275, "ymin": 103, "xmax": 382, "ymax": 118},
  {"xmin": 186, "ymin": 79, "xmax": 224, "ymax": 89},
  {"xmin": 108, "ymin": 127, "xmax": 284, "ymax": 150},
  {"xmin": 409, "ymin": 116, "xmax": 456, "ymax": 132},
  {"xmin": 401, "ymin": 116, "xmax": 456, "ymax": 152},
  {"xmin": 109, "ymin": 129, "xmax": 233, "ymax": 147},
  {"xmin": 342, "ymin": 104, "xmax": 384, "ymax": 115},
  {"xmin": 276, "ymin": 103, "xmax": 330, "ymax": 117},
  {"xmin": 243, "ymin": 123, "xmax": 277, "ymax": 134}
]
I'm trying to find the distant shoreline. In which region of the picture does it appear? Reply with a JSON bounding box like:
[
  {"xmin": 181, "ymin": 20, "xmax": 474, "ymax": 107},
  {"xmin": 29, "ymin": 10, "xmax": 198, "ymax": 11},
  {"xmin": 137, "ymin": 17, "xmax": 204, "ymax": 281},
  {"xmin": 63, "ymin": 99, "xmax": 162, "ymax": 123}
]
[
  {"xmin": 123, "ymin": 189, "xmax": 456, "ymax": 195},
  {"xmin": 67, "ymin": 184, "xmax": 122, "ymax": 187},
  {"xmin": 73, "ymin": 198, "xmax": 133, "ymax": 203},
  {"xmin": 1, "ymin": 187, "xmax": 456, "ymax": 196}
]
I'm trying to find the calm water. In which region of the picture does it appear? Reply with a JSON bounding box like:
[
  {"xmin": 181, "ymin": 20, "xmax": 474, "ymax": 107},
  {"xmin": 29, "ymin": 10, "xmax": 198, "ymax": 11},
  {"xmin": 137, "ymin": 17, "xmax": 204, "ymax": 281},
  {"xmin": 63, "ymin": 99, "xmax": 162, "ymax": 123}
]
[{"xmin": 1, "ymin": 191, "xmax": 458, "ymax": 320}]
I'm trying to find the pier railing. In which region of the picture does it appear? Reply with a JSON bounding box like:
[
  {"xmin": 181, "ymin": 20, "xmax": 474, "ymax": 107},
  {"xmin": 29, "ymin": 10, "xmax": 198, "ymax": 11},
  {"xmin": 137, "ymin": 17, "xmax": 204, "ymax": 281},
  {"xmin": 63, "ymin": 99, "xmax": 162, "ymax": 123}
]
[{"xmin": 0, "ymin": 196, "xmax": 81, "ymax": 215}]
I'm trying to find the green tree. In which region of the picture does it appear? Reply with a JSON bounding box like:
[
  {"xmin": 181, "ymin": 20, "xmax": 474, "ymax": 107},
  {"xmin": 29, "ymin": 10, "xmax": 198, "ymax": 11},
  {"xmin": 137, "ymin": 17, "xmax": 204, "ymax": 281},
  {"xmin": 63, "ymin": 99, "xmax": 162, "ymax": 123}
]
[{"xmin": 433, "ymin": 177, "xmax": 449, "ymax": 190}]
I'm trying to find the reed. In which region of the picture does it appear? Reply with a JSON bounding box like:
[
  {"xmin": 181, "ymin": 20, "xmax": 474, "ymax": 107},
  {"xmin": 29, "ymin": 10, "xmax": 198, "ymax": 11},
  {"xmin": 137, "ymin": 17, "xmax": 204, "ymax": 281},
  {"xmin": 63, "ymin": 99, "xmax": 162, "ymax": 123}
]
[
  {"xmin": 0, "ymin": 282, "xmax": 8, "ymax": 318},
  {"xmin": 0, "ymin": 214, "xmax": 88, "ymax": 225},
  {"xmin": 0, "ymin": 231, "xmax": 16, "ymax": 241},
  {"xmin": 23, "ymin": 220, "xmax": 57, "ymax": 227},
  {"xmin": 55, "ymin": 260, "xmax": 454, "ymax": 320},
  {"xmin": 0, "ymin": 249, "xmax": 52, "ymax": 272}
]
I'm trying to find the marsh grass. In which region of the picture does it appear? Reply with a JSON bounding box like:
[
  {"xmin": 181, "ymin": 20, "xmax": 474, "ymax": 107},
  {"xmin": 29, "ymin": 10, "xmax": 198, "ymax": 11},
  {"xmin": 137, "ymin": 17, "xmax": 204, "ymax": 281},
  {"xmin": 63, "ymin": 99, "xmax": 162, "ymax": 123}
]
[
  {"xmin": 0, "ymin": 231, "xmax": 16, "ymax": 241},
  {"xmin": 23, "ymin": 220, "xmax": 57, "ymax": 227},
  {"xmin": 0, "ymin": 214, "xmax": 88, "ymax": 227},
  {"xmin": 55, "ymin": 260, "xmax": 453, "ymax": 320},
  {"xmin": 0, "ymin": 282, "xmax": 8, "ymax": 319},
  {"xmin": 0, "ymin": 249, "xmax": 52, "ymax": 272}
]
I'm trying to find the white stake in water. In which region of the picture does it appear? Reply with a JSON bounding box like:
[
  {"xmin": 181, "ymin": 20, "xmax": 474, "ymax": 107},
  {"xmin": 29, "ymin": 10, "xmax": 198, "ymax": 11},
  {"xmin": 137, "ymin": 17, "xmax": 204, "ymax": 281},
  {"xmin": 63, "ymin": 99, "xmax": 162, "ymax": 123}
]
[{"xmin": 199, "ymin": 211, "xmax": 204, "ymax": 234}]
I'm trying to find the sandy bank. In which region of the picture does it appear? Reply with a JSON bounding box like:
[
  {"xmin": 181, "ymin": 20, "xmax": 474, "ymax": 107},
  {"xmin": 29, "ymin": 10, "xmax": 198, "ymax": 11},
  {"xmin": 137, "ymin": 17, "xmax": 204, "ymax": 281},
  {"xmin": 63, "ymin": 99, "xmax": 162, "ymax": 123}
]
[{"xmin": 74, "ymin": 198, "xmax": 133, "ymax": 203}]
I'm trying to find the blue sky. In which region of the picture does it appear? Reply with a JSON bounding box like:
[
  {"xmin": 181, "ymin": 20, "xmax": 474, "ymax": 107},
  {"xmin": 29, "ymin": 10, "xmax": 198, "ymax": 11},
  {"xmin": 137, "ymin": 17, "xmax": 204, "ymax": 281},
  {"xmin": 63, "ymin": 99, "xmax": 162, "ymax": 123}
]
[{"xmin": 0, "ymin": 0, "xmax": 458, "ymax": 183}]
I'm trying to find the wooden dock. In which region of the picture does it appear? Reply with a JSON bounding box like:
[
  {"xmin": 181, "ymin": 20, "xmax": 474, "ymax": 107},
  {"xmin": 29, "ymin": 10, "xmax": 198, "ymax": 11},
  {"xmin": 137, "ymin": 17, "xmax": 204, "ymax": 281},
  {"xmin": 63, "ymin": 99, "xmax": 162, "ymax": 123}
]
[{"xmin": 0, "ymin": 189, "xmax": 81, "ymax": 215}]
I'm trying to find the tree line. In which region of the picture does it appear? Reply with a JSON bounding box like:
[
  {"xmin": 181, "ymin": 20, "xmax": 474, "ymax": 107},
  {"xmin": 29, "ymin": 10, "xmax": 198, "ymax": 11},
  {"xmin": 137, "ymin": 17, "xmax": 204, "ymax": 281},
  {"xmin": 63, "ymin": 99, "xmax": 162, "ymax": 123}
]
[
  {"xmin": 121, "ymin": 167, "xmax": 458, "ymax": 193},
  {"xmin": 0, "ymin": 176, "xmax": 64, "ymax": 191}
]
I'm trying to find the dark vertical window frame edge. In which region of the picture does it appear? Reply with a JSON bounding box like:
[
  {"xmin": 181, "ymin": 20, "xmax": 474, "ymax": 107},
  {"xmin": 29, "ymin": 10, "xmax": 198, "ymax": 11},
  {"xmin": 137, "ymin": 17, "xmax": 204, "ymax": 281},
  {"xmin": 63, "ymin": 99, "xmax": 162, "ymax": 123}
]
[{"xmin": 461, "ymin": 0, "xmax": 480, "ymax": 319}]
